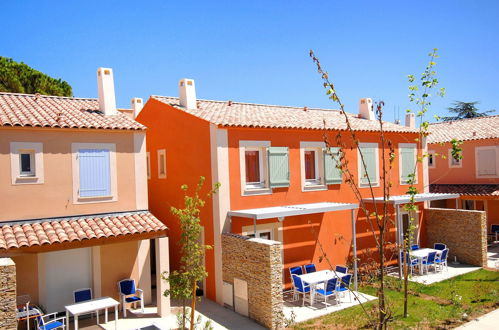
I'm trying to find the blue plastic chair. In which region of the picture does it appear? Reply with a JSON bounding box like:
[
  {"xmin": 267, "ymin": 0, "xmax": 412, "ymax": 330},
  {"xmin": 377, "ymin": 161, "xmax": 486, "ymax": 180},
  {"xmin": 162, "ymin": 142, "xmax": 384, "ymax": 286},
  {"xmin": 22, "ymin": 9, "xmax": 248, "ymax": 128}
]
[
  {"xmin": 410, "ymin": 244, "xmax": 420, "ymax": 251},
  {"xmin": 304, "ymin": 264, "xmax": 316, "ymax": 274},
  {"xmin": 35, "ymin": 313, "xmax": 65, "ymax": 330},
  {"xmin": 434, "ymin": 243, "xmax": 446, "ymax": 251},
  {"xmin": 73, "ymin": 288, "xmax": 97, "ymax": 318},
  {"xmin": 335, "ymin": 265, "xmax": 348, "ymax": 274},
  {"xmin": 336, "ymin": 274, "xmax": 352, "ymax": 303},
  {"xmin": 118, "ymin": 279, "xmax": 144, "ymax": 317},
  {"xmin": 291, "ymin": 274, "xmax": 311, "ymax": 306},
  {"xmin": 400, "ymin": 251, "xmax": 420, "ymax": 275},
  {"xmin": 289, "ymin": 266, "xmax": 303, "ymax": 277},
  {"xmin": 422, "ymin": 251, "xmax": 438, "ymax": 273},
  {"xmin": 316, "ymin": 277, "xmax": 338, "ymax": 307},
  {"xmin": 489, "ymin": 224, "xmax": 499, "ymax": 242},
  {"xmin": 435, "ymin": 248, "xmax": 449, "ymax": 271}
]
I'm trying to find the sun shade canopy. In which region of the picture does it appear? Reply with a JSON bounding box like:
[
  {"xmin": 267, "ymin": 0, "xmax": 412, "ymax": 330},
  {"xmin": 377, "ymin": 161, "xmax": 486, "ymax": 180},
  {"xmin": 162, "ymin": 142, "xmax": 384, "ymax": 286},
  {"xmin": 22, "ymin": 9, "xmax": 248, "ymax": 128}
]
[
  {"xmin": 228, "ymin": 202, "xmax": 359, "ymax": 220},
  {"xmin": 361, "ymin": 193, "xmax": 460, "ymax": 205}
]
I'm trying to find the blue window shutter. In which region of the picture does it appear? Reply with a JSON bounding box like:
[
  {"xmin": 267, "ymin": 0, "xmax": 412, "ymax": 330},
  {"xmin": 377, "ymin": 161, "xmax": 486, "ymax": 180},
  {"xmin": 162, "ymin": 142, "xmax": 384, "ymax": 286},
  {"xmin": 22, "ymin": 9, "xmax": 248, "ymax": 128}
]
[
  {"xmin": 400, "ymin": 146, "xmax": 416, "ymax": 184},
  {"xmin": 268, "ymin": 147, "xmax": 290, "ymax": 188},
  {"xmin": 79, "ymin": 149, "xmax": 111, "ymax": 197},
  {"xmin": 324, "ymin": 147, "xmax": 342, "ymax": 185},
  {"xmin": 359, "ymin": 145, "xmax": 377, "ymax": 185}
]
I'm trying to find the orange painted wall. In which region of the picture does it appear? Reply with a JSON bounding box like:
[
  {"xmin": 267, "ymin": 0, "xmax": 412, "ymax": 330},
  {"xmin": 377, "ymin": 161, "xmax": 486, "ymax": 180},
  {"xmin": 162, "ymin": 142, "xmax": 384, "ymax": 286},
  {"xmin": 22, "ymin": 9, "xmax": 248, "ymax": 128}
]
[
  {"xmin": 0, "ymin": 128, "xmax": 139, "ymax": 221},
  {"xmin": 487, "ymin": 200, "xmax": 499, "ymax": 228},
  {"xmin": 227, "ymin": 128, "xmax": 423, "ymax": 287},
  {"xmin": 11, "ymin": 254, "xmax": 39, "ymax": 304},
  {"xmin": 136, "ymin": 98, "xmax": 217, "ymax": 300},
  {"xmin": 429, "ymin": 139, "xmax": 499, "ymax": 185}
]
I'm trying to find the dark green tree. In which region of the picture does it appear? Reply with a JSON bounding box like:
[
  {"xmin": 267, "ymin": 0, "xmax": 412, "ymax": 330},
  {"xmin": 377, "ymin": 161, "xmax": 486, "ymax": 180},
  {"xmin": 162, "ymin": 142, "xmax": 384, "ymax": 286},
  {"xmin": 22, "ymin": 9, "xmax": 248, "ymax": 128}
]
[
  {"xmin": 0, "ymin": 57, "xmax": 72, "ymax": 96},
  {"xmin": 442, "ymin": 101, "xmax": 494, "ymax": 121}
]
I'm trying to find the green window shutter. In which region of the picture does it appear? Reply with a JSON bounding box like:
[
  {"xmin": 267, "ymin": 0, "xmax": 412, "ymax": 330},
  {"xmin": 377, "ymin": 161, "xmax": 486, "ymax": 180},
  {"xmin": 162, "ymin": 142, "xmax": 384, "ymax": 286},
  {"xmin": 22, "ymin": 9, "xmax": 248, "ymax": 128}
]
[
  {"xmin": 268, "ymin": 147, "xmax": 290, "ymax": 188},
  {"xmin": 400, "ymin": 146, "xmax": 416, "ymax": 184},
  {"xmin": 324, "ymin": 147, "xmax": 342, "ymax": 184},
  {"xmin": 359, "ymin": 145, "xmax": 377, "ymax": 185}
]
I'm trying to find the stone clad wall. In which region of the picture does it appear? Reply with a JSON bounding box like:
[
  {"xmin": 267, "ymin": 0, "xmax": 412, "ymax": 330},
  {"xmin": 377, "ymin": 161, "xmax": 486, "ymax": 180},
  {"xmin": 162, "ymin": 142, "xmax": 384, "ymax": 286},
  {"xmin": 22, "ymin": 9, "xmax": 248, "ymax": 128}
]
[
  {"xmin": 0, "ymin": 258, "xmax": 17, "ymax": 330},
  {"xmin": 425, "ymin": 208, "xmax": 487, "ymax": 267},
  {"xmin": 222, "ymin": 233, "xmax": 283, "ymax": 329}
]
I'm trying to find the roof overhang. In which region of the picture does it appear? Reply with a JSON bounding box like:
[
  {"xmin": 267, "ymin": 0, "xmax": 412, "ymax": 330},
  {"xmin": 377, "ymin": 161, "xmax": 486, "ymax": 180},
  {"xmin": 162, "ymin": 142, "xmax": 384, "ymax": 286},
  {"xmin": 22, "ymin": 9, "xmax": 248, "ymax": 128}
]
[
  {"xmin": 361, "ymin": 193, "xmax": 460, "ymax": 205},
  {"xmin": 228, "ymin": 202, "xmax": 358, "ymax": 220}
]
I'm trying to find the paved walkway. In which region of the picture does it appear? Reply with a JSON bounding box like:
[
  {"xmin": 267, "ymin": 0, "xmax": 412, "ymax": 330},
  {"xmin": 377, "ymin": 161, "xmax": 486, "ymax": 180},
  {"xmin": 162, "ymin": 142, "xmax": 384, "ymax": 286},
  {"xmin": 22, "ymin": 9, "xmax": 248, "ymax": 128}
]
[{"xmin": 455, "ymin": 308, "xmax": 499, "ymax": 329}]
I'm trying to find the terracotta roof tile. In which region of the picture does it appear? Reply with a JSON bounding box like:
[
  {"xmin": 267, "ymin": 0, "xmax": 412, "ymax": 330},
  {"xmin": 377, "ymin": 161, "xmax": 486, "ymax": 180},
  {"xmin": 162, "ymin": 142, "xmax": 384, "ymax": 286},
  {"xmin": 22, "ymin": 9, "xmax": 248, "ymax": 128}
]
[
  {"xmin": 0, "ymin": 92, "xmax": 146, "ymax": 131},
  {"xmin": 428, "ymin": 116, "xmax": 499, "ymax": 143},
  {"xmin": 430, "ymin": 184, "xmax": 499, "ymax": 197},
  {"xmin": 152, "ymin": 96, "xmax": 419, "ymax": 133},
  {"xmin": 0, "ymin": 211, "xmax": 166, "ymax": 250}
]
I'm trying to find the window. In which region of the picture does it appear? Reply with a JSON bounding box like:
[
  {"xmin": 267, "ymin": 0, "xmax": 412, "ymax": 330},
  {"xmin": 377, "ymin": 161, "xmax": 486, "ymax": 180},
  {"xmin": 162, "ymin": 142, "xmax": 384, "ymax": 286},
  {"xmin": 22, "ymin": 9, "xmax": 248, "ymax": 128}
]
[
  {"xmin": 246, "ymin": 230, "xmax": 273, "ymax": 240},
  {"xmin": 476, "ymin": 146, "xmax": 498, "ymax": 178},
  {"xmin": 72, "ymin": 143, "xmax": 117, "ymax": 203},
  {"xmin": 146, "ymin": 152, "xmax": 151, "ymax": 180},
  {"xmin": 448, "ymin": 149, "xmax": 462, "ymax": 168},
  {"xmin": 428, "ymin": 150, "xmax": 435, "ymax": 169},
  {"xmin": 300, "ymin": 142, "xmax": 342, "ymax": 191},
  {"xmin": 10, "ymin": 142, "xmax": 44, "ymax": 184},
  {"xmin": 358, "ymin": 143, "xmax": 379, "ymax": 187},
  {"xmin": 399, "ymin": 143, "xmax": 417, "ymax": 185},
  {"xmin": 157, "ymin": 149, "xmax": 166, "ymax": 179},
  {"xmin": 304, "ymin": 150, "xmax": 318, "ymax": 182},
  {"xmin": 239, "ymin": 141, "xmax": 270, "ymax": 195}
]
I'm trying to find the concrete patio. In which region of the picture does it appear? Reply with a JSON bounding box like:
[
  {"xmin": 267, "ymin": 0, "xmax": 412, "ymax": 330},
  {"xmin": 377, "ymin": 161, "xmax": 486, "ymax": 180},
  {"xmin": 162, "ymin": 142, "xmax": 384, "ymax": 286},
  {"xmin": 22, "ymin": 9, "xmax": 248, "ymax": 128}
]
[
  {"xmin": 282, "ymin": 289, "xmax": 377, "ymax": 323},
  {"xmin": 73, "ymin": 299, "xmax": 264, "ymax": 330},
  {"xmin": 388, "ymin": 263, "xmax": 481, "ymax": 285}
]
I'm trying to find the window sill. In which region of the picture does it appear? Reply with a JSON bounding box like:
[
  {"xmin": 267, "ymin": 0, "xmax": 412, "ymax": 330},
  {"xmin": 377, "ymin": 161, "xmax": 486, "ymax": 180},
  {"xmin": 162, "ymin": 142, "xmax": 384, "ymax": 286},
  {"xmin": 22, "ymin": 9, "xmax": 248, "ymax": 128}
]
[
  {"xmin": 242, "ymin": 187, "xmax": 272, "ymax": 196},
  {"xmin": 75, "ymin": 195, "xmax": 116, "ymax": 204},
  {"xmin": 14, "ymin": 176, "xmax": 42, "ymax": 185},
  {"xmin": 302, "ymin": 184, "xmax": 327, "ymax": 192},
  {"xmin": 359, "ymin": 183, "xmax": 380, "ymax": 188}
]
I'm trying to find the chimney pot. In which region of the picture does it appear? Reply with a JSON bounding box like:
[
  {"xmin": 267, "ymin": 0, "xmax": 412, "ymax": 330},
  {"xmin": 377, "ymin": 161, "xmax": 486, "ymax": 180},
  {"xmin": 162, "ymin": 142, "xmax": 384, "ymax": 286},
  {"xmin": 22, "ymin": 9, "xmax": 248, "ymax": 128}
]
[
  {"xmin": 179, "ymin": 78, "xmax": 197, "ymax": 110},
  {"xmin": 405, "ymin": 112, "xmax": 416, "ymax": 129},
  {"xmin": 131, "ymin": 97, "xmax": 144, "ymax": 119},
  {"xmin": 97, "ymin": 67, "xmax": 117, "ymax": 116},
  {"xmin": 358, "ymin": 98, "xmax": 375, "ymax": 120}
]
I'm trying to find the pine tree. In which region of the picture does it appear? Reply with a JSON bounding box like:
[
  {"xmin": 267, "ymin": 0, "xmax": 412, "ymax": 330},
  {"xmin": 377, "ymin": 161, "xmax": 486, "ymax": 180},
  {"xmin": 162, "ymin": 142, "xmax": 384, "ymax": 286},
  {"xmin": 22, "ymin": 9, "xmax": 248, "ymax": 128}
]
[
  {"xmin": 442, "ymin": 101, "xmax": 494, "ymax": 121},
  {"xmin": 0, "ymin": 57, "xmax": 72, "ymax": 96}
]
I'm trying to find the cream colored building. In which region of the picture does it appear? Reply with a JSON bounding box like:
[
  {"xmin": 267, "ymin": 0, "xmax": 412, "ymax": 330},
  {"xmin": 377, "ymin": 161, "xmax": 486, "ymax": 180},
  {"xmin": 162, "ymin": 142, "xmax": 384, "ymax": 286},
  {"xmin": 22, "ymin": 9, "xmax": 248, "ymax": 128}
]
[{"xmin": 0, "ymin": 68, "xmax": 169, "ymax": 316}]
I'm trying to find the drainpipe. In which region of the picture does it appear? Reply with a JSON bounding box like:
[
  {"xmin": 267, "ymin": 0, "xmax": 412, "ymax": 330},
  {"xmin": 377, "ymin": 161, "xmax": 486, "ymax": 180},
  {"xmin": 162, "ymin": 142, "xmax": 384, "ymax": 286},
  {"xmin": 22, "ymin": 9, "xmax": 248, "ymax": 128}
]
[{"xmin": 351, "ymin": 209, "xmax": 358, "ymax": 292}]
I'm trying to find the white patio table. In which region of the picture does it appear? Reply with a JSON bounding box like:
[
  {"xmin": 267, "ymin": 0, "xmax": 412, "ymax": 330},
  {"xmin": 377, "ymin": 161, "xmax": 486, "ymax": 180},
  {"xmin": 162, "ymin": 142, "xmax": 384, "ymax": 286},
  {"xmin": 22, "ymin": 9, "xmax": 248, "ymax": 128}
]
[
  {"xmin": 411, "ymin": 248, "xmax": 440, "ymax": 275},
  {"xmin": 298, "ymin": 270, "xmax": 346, "ymax": 305},
  {"xmin": 65, "ymin": 297, "xmax": 119, "ymax": 330}
]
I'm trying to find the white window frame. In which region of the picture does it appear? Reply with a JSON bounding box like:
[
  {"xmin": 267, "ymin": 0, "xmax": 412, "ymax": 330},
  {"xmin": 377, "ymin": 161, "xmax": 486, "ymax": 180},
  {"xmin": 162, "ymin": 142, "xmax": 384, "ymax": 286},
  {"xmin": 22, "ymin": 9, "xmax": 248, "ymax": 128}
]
[
  {"xmin": 71, "ymin": 143, "xmax": 117, "ymax": 204},
  {"xmin": 448, "ymin": 149, "xmax": 462, "ymax": 168},
  {"xmin": 399, "ymin": 143, "xmax": 418, "ymax": 185},
  {"xmin": 157, "ymin": 149, "xmax": 166, "ymax": 179},
  {"xmin": 428, "ymin": 150, "xmax": 436, "ymax": 169},
  {"xmin": 358, "ymin": 142, "xmax": 380, "ymax": 188},
  {"xmin": 10, "ymin": 142, "xmax": 44, "ymax": 185},
  {"xmin": 239, "ymin": 140, "xmax": 271, "ymax": 196},
  {"xmin": 475, "ymin": 146, "xmax": 499, "ymax": 178},
  {"xmin": 146, "ymin": 152, "xmax": 151, "ymax": 180},
  {"xmin": 300, "ymin": 141, "xmax": 326, "ymax": 191}
]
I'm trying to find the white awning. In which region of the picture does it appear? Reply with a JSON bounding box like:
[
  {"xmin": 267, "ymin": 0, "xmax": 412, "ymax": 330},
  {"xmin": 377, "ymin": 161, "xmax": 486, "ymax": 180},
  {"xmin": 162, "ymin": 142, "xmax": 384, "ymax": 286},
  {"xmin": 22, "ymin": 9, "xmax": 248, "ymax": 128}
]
[
  {"xmin": 228, "ymin": 202, "xmax": 358, "ymax": 220},
  {"xmin": 361, "ymin": 193, "xmax": 460, "ymax": 205}
]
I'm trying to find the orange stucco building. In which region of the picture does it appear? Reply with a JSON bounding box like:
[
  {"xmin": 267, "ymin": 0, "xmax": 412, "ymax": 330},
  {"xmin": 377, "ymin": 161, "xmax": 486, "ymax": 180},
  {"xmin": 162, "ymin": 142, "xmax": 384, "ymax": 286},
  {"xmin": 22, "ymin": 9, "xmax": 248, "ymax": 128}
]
[
  {"xmin": 428, "ymin": 116, "xmax": 499, "ymax": 230},
  {"xmin": 0, "ymin": 68, "xmax": 170, "ymax": 316},
  {"xmin": 137, "ymin": 79, "xmax": 443, "ymax": 305}
]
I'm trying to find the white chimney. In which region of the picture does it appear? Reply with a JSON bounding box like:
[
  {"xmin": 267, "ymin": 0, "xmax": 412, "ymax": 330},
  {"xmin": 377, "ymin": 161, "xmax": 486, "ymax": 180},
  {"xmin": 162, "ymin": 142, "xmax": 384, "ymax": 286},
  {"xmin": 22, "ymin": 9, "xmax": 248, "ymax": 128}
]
[
  {"xmin": 97, "ymin": 67, "xmax": 117, "ymax": 116},
  {"xmin": 131, "ymin": 97, "xmax": 143, "ymax": 118},
  {"xmin": 405, "ymin": 112, "xmax": 416, "ymax": 128},
  {"xmin": 358, "ymin": 98, "xmax": 375, "ymax": 120},
  {"xmin": 179, "ymin": 78, "xmax": 197, "ymax": 109}
]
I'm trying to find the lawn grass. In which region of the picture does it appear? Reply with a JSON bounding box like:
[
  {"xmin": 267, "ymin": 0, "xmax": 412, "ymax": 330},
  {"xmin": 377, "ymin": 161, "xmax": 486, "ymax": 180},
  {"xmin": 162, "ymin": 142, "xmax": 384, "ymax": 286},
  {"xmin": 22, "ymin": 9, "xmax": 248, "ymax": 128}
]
[{"xmin": 293, "ymin": 269, "xmax": 499, "ymax": 329}]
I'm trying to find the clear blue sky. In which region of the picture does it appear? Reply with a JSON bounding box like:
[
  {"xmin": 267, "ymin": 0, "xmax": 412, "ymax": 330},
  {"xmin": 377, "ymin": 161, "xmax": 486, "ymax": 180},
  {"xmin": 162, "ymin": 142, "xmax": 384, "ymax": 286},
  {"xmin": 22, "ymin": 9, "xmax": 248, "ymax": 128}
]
[{"xmin": 2, "ymin": 0, "xmax": 497, "ymax": 122}]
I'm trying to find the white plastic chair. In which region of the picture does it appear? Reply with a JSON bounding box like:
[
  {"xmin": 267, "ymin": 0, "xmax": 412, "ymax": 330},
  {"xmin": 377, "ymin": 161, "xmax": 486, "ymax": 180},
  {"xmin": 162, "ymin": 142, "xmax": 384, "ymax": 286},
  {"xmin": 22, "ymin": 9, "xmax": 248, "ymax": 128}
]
[{"xmin": 118, "ymin": 279, "xmax": 144, "ymax": 317}]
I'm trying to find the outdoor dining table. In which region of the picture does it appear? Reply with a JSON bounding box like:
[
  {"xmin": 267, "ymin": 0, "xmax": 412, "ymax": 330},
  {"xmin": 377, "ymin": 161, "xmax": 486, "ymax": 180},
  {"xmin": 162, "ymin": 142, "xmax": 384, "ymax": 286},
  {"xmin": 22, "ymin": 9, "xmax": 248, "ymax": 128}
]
[
  {"xmin": 411, "ymin": 248, "xmax": 440, "ymax": 275},
  {"xmin": 65, "ymin": 296, "xmax": 119, "ymax": 330},
  {"xmin": 298, "ymin": 269, "xmax": 346, "ymax": 305}
]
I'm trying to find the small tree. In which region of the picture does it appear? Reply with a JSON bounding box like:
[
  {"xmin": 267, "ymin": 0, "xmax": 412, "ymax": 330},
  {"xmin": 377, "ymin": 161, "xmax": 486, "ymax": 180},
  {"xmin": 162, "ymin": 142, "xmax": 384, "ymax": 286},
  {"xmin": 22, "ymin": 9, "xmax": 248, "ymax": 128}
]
[
  {"xmin": 162, "ymin": 176, "xmax": 219, "ymax": 330},
  {"xmin": 442, "ymin": 101, "xmax": 494, "ymax": 121}
]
